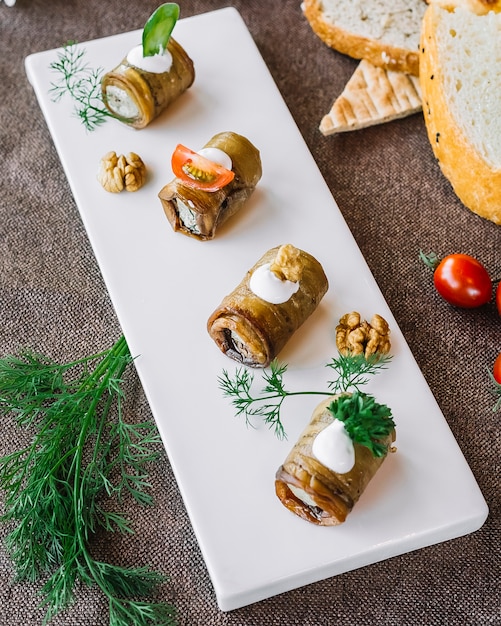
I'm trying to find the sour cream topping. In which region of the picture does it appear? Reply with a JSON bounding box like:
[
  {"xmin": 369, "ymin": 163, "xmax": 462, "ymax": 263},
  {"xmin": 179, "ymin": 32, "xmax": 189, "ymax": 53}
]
[
  {"xmin": 197, "ymin": 147, "xmax": 233, "ymax": 171},
  {"xmin": 312, "ymin": 419, "xmax": 355, "ymax": 474},
  {"xmin": 126, "ymin": 44, "xmax": 173, "ymax": 73},
  {"xmin": 249, "ymin": 263, "xmax": 299, "ymax": 304}
]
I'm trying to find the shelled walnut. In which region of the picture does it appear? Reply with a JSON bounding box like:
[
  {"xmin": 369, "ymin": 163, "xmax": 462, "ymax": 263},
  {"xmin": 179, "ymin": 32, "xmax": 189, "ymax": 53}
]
[
  {"xmin": 269, "ymin": 244, "xmax": 303, "ymax": 282},
  {"xmin": 336, "ymin": 311, "xmax": 391, "ymax": 357},
  {"xmin": 97, "ymin": 151, "xmax": 146, "ymax": 193}
]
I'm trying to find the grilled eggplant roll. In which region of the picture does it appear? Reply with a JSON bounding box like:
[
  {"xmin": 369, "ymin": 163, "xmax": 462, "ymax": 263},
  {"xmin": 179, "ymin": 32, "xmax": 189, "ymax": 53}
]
[
  {"xmin": 101, "ymin": 37, "xmax": 194, "ymax": 130},
  {"xmin": 158, "ymin": 131, "xmax": 262, "ymax": 241},
  {"xmin": 207, "ymin": 244, "xmax": 328, "ymax": 367},
  {"xmin": 275, "ymin": 393, "xmax": 396, "ymax": 526}
]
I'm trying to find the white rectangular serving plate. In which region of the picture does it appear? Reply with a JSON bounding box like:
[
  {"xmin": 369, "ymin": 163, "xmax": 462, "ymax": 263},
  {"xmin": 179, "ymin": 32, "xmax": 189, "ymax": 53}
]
[{"xmin": 25, "ymin": 7, "xmax": 488, "ymax": 612}]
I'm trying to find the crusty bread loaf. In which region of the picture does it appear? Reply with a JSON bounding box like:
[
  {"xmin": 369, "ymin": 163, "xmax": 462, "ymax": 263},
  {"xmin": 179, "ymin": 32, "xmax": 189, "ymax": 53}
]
[
  {"xmin": 302, "ymin": 0, "xmax": 427, "ymax": 76},
  {"xmin": 420, "ymin": 4, "xmax": 501, "ymax": 224},
  {"xmin": 320, "ymin": 59, "xmax": 422, "ymax": 135}
]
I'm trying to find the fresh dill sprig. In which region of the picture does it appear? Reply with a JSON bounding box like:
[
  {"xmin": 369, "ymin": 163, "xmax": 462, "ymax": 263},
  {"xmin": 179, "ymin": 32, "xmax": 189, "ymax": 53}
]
[
  {"xmin": 218, "ymin": 361, "xmax": 316, "ymax": 440},
  {"xmin": 218, "ymin": 352, "xmax": 392, "ymax": 440},
  {"xmin": 49, "ymin": 42, "xmax": 114, "ymax": 131},
  {"xmin": 327, "ymin": 391, "xmax": 395, "ymax": 457},
  {"xmin": 326, "ymin": 352, "xmax": 392, "ymax": 394},
  {"xmin": 0, "ymin": 335, "xmax": 176, "ymax": 626}
]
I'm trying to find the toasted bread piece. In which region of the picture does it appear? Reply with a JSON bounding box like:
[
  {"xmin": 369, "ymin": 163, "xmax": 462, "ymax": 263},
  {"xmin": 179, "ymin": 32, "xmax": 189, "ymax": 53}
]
[
  {"xmin": 420, "ymin": 4, "xmax": 501, "ymax": 224},
  {"xmin": 302, "ymin": 0, "xmax": 426, "ymax": 76},
  {"xmin": 320, "ymin": 59, "xmax": 422, "ymax": 135}
]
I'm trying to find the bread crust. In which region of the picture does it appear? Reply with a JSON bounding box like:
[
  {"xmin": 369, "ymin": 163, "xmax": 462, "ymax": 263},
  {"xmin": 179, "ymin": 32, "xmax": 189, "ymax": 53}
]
[
  {"xmin": 302, "ymin": 0, "xmax": 421, "ymax": 76},
  {"xmin": 420, "ymin": 5, "xmax": 501, "ymax": 225},
  {"xmin": 429, "ymin": 0, "xmax": 501, "ymax": 14}
]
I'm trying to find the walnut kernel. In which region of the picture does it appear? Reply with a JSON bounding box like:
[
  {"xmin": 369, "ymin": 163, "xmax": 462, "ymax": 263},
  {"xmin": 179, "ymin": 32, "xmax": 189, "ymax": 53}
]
[
  {"xmin": 336, "ymin": 311, "xmax": 391, "ymax": 357},
  {"xmin": 97, "ymin": 151, "xmax": 146, "ymax": 193},
  {"xmin": 269, "ymin": 244, "xmax": 303, "ymax": 282}
]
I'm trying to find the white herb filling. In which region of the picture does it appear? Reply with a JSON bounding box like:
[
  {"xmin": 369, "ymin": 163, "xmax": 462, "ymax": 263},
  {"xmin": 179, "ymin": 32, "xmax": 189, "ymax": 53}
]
[
  {"xmin": 175, "ymin": 198, "xmax": 200, "ymax": 233},
  {"xmin": 104, "ymin": 85, "xmax": 140, "ymax": 119}
]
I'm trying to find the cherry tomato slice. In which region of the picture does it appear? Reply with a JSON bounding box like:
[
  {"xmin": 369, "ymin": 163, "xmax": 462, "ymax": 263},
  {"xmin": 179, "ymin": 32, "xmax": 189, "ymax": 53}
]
[
  {"xmin": 171, "ymin": 144, "xmax": 234, "ymax": 192},
  {"xmin": 433, "ymin": 253, "xmax": 492, "ymax": 308},
  {"xmin": 493, "ymin": 353, "xmax": 501, "ymax": 385}
]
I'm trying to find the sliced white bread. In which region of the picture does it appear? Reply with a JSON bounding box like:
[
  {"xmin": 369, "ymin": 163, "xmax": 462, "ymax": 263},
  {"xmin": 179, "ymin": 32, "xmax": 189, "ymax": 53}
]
[
  {"xmin": 320, "ymin": 59, "xmax": 422, "ymax": 135},
  {"xmin": 302, "ymin": 0, "xmax": 426, "ymax": 76},
  {"xmin": 429, "ymin": 0, "xmax": 501, "ymax": 14},
  {"xmin": 420, "ymin": 4, "xmax": 501, "ymax": 224}
]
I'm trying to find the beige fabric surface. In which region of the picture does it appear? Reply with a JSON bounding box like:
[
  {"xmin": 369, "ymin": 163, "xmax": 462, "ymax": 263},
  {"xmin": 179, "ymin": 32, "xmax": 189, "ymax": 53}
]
[{"xmin": 0, "ymin": 1, "xmax": 500, "ymax": 625}]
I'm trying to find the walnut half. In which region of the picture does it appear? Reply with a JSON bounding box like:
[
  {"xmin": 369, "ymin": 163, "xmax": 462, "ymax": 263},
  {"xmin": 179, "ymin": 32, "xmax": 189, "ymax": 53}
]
[
  {"xmin": 269, "ymin": 244, "xmax": 303, "ymax": 282},
  {"xmin": 336, "ymin": 311, "xmax": 391, "ymax": 357},
  {"xmin": 97, "ymin": 151, "xmax": 146, "ymax": 193}
]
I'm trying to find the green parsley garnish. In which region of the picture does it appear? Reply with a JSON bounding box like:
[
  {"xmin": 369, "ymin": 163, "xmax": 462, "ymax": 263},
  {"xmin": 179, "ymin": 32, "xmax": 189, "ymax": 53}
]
[
  {"xmin": 327, "ymin": 391, "xmax": 395, "ymax": 457},
  {"xmin": 218, "ymin": 352, "xmax": 392, "ymax": 441},
  {"xmin": 142, "ymin": 3, "xmax": 180, "ymax": 57},
  {"xmin": 0, "ymin": 335, "xmax": 175, "ymax": 626}
]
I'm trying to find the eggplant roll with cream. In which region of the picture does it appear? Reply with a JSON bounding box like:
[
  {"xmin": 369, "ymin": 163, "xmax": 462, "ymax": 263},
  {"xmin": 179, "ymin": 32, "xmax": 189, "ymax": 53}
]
[
  {"xmin": 275, "ymin": 393, "xmax": 396, "ymax": 526},
  {"xmin": 207, "ymin": 244, "xmax": 328, "ymax": 367},
  {"xmin": 158, "ymin": 132, "xmax": 262, "ymax": 241},
  {"xmin": 101, "ymin": 38, "xmax": 195, "ymax": 130}
]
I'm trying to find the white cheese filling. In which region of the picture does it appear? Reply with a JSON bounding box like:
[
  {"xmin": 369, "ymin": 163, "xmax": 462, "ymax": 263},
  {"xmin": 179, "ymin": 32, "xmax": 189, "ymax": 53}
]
[
  {"xmin": 176, "ymin": 198, "xmax": 200, "ymax": 233},
  {"xmin": 288, "ymin": 484, "xmax": 318, "ymax": 509},
  {"xmin": 104, "ymin": 85, "xmax": 140, "ymax": 119}
]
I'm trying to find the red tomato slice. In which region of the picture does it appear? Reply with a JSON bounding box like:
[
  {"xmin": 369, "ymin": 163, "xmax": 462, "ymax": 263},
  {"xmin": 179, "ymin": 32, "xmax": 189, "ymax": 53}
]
[
  {"xmin": 433, "ymin": 253, "xmax": 492, "ymax": 308},
  {"xmin": 171, "ymin": 144, "xmax": 234, "ymax": 192}
]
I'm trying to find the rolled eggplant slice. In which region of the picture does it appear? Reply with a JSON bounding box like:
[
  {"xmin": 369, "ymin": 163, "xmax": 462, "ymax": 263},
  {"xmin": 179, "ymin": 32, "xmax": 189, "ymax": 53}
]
[
  {"xmin": 207, "ymin": 244, "xmax": 328, "ymax": 367},
  {"xmin": 275, "ymin": 395, "xmax": 395, "ymax": 526},
  {"xmin": 101, "ymin": 37, "xmax": 195, "ymax": 130},
  {"xmin": 158, "ymin": 131, "xmax": 262, "ymax": 241}
]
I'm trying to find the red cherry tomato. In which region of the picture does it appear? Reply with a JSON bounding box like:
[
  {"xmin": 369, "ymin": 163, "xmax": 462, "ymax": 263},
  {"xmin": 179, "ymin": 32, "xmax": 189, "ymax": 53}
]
[
  {"xmin": 433, "ymin": 254, "xmax": 492, "ymax": 308},
  {"xmin": 171, "ymin": 144, "xmax": 234, "ymax": 192},
  {"xmin": 494, "ymin": 353, "xmax": 501, "ymax": 385},
  {"xmin": 496, "ymin": 282, "xmax": 501, "ymax": 316}
]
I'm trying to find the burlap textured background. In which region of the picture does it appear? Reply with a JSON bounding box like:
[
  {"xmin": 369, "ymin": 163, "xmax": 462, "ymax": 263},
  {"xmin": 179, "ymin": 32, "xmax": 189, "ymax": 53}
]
[{"xmin": 0, "ymin": 1, "xmax": 499, "ymax": 624}]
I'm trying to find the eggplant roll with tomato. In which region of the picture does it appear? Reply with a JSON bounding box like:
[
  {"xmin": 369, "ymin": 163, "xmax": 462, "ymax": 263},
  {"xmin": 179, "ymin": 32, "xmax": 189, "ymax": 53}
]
[
  {"xmin": 275, "ymin": 394, "xmax": 396, "ymax": 526},
  {"xmin": 101, "ymin": 38, "xmax": 195, "ymax": 130},
  {"xmin": 158, "ymin": 132, "xmax": 262, "ymax": 241},
  {"xmin": 207, "ymin": 244, "xmax": 328, "ymax": 367}
]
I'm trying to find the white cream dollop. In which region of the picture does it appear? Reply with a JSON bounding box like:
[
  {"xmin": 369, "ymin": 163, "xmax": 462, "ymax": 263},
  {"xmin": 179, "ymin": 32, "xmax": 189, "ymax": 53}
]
[
  {"xmin": 197, "ymin": 147, "xmax": 232, "ymax": 171},
  {"xmin": 312, "ymin": 419, "xmax": 355, "ymax": 474},
  {"xmin": 126, "ymin": 44, "xmax": 173, "ymax": 73},
  {"xmin": 249, "ymin": 263, "xmax": 300, "ymax": 304}
]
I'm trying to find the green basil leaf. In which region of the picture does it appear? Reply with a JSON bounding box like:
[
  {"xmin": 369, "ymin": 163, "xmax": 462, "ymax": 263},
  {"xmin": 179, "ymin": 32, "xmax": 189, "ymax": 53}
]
[{"xmin": 142, "ymin": 3, "xmax": 180, "ymax": 57}]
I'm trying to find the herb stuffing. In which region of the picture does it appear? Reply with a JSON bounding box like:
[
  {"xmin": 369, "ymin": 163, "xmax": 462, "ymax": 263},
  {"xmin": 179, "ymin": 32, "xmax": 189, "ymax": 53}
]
[
  {"xmin": 218, "ymin": 352, "xmax": 392, "ymax": 442},
  {"xmin": 0, "ymin": 335, "xmax": 175, "ymax": 626}
]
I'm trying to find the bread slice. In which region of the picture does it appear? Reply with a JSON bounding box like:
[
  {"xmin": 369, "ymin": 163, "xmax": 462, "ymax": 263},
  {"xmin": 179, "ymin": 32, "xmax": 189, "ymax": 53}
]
[
  {"xmin": 420, "ymin": 4, "xmax": 501, "ymax": 224},
  {"xmin": 320, "ymin": 59, "xmax": 422, "ymax": 135},
  {"xmin": 302, "ymin": 0, "xmax": 427, "ymax": 76},
  {"xmin": 429, "ymin": 0, "xmax": 501, "ymax": 14}
]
